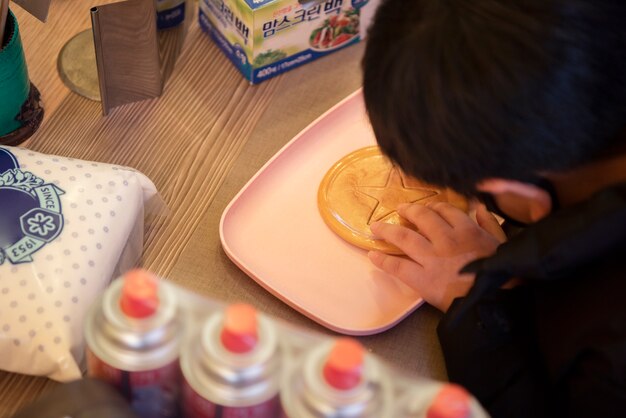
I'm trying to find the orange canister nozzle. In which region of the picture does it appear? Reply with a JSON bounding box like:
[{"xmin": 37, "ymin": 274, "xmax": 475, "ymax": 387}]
[
  {"xmin": 427, "ymin": 384, "xmax": 471, "ymax": 418},
  {"xmin": 120, "ymin": 269, "xmax": 160, "ymax": 318},
  {"xmin": 322, "ymin": 337, "xmax": 365, "ymax": 390},
  {"xmin": 220, "ymin": 303, "xmax": 259, "ymax": 354}
]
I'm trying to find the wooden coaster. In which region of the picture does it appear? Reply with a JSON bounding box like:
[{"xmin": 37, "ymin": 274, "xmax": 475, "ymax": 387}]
[{"xmin": 318, "ymin": 146, "xmax": 468, "ymax": 254}]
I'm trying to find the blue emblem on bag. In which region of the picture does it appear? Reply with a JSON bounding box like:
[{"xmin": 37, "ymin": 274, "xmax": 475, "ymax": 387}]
[{"xmin": 0, "ymin": 148, "xmax": 65, "ymax": 265}]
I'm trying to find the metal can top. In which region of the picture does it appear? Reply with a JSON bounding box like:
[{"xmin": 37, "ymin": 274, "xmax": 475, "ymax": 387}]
[
  {"xmin": 397, "ymin": 384, "xmax": 474, "ymax": 418},
  {"xmin": 84, "ymin": 272, "xmax": 182, "ymax": 371},
  {"xmin": 281, "ymin": 338, "xmax": 393, "ymax": 418},
  {"xmin": 180, "ymin": 304, "xmax": 281, "ymax": 408}
]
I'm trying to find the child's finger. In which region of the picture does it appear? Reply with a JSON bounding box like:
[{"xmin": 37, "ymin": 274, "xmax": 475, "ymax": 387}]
[
  {"xmin": 422, "ymin": 201, "xmax": 472, "ymax": 228},
  {"xmin": 476, "ymin": 204, "xmax": 507, "ymax": 243},
  {"xmin": 370, "ymin": 221, "xmax": 431, "ymax": 260},
  {"xmin": 394, "ymin": 203, "xmax": 453, "ymax": 242},
  {"xmin": 368, "ymin": 250, "xmax": 425, "ymax": 291}
]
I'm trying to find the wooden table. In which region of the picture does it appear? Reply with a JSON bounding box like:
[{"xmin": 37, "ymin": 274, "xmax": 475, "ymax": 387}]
[{"xmin": 0, "ymin": 1, "xmax": 446, "ymax": 415}]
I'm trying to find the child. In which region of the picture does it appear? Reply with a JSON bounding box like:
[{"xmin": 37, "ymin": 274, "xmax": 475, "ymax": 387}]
[{"xmin": 361, "ymin": 1, "xmax": 626, "ymax": 417}]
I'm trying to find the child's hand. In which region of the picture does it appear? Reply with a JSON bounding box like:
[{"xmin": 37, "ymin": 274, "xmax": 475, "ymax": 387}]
[{"xmin": 368, "ymin": 202, "xmax": 506, "ymax": 313}]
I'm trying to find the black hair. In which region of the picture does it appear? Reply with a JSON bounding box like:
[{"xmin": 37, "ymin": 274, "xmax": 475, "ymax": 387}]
[{"xmin": 362, "ymin": 0, "xmax": 626, "ymax": 196}]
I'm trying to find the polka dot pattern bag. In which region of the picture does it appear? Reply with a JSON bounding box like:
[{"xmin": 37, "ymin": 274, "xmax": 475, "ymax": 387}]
[{"xmin": 0, "ymin": 146, "xmax": 160, "ymax": 381}]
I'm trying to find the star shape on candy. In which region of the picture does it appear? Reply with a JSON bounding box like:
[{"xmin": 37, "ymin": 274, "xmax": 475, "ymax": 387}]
[{"xmin": 356, "ymin": 167, "xmax": 438, "ymax": 224}]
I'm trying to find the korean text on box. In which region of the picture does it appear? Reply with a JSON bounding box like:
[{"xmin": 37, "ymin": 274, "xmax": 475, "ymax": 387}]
[{"xmin": 199, "ymin": 0, "xmax": 379, "ymax": 84}]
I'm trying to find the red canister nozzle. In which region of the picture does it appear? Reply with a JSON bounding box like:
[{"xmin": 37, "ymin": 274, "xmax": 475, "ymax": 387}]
[
  {"xmin": 427, "ymin": 384, "xmax": 471, "ymax": 418},
  {"xmin": 322, "ymin": 337, "xmax": 364, "ymax": 390},
  {"xmin": 220, "ymin": 303, "xmax": 259, "ymax": 354},
  {"xmin": 120, "ymin": 269, "xmax": 160, "ymax": 318}
]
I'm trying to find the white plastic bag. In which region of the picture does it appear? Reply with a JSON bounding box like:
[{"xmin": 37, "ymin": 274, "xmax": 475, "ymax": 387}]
[{"xmin": 0, "ymin": 146, "xmax": 159, "ymax": 381}]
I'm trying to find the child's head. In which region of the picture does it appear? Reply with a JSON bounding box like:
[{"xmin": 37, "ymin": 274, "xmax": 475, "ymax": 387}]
[{"xmin": 362, "ymin": 0, "xmax": 626, "ymax": 196}]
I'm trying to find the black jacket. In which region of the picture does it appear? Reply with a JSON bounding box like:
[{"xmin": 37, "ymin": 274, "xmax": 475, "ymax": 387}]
[{"xmin": 438, "ymin": 183, "xmax": 626, "ymax": 418}]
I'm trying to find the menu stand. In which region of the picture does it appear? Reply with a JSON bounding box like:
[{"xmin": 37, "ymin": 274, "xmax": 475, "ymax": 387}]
[
  {"xmin": 17, "ymin": 0, "xmax": 192, "ymax": 116},
  {"xmin": 90, "ymin": 0, "xmax": 162, "ymax": 115},
  {"xmin": 12, "ymin": 0, "xmax": 50, "ymax": 22}
]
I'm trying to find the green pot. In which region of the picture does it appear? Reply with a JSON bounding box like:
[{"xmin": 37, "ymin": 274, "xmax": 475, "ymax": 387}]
[{"xmin": 0, "ymin": 10, "xmax": 31, "ymax": 137}]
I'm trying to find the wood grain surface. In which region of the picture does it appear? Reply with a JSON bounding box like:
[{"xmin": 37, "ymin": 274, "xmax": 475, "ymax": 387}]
[{"xmin": 0, "ymin": 1, "xmax": 447, "ymax": 416}]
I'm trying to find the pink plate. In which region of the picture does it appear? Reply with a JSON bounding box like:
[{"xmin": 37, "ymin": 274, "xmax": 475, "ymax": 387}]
[{"xmin": 219, "ymin": 90, "xmax": 424, "ymax": 336}]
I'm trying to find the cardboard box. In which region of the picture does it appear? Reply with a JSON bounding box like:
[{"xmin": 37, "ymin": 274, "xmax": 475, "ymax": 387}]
[{"xmin": 199, "ymin": 0, "xmax": 379, "ymax": 84}]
